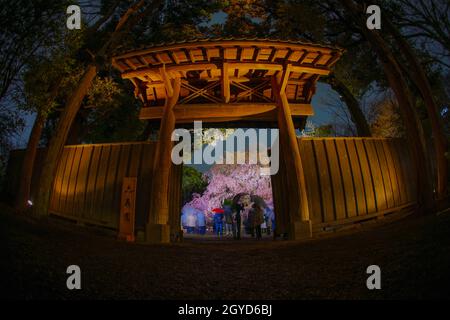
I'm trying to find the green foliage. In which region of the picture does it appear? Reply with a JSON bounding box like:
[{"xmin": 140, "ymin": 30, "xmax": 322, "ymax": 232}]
[
  {"xmin": 314, "ymin": 124, "xmax": 335, "ymax": 137},
  {"xmin": 86, "ymin": 77, "xmax": 122, "ymax": 109},
  {"xmin": 19, "ymin": 31, "xmax": 85, "ymax": 117},
  {"xmin": 218, "ymin": 0, "xmax": 271, "ymax": 37},
  {"xmin": 369, "ymin": 93, "xmax": 405, "ymax": 138},
  {"xmin": 182, "ymin": 166, "xmax": 208, "ymax": 204},
  {"xmin": 81, "ymin": 81, "xmax": 144, "ymax": 143},
  {"xmin": 269, "ymin": 0, "xmax": 326, "ymax": 41},
  {"xmin": 115, "ymin": 0, "xmax": 222, "ymax": 49}
]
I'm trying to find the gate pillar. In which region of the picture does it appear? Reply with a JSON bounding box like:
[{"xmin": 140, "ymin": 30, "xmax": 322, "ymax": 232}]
[
  {"xmin": 146, "ymin": 73, "xmax": 181, "ymax": 243},
  {"xmin": 272, "ymin": 66, "xmax": 312, "ymax": 239}
]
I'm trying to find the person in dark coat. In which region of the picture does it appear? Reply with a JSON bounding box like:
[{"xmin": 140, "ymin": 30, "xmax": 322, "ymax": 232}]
[
  {"xmin": 232, "ymin": 202, "xmax": 243, "ymax": 240},
  {"xmin": 223, "ymin": 204, "xmax": 233, "ymax": 236},
  {"xmin": 213, "ymin": 212, "xmax": 224, "ymax": 236},
  {"xmin": 251, "ymin": 203, "xmax": 264, "ymax": 239}
]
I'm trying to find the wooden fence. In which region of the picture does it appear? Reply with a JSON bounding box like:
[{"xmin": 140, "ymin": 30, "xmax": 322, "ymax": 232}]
[
  {"xmin": 5, "ymin": 137, "xmax": 417, "ymax": 236},
  {"xmin": 298, "ymin": 137, "xmax": 416, "ymax": 231},
  {"xmin": 48, "ymin": 142, "xmax": 182, "ymax": 231}
]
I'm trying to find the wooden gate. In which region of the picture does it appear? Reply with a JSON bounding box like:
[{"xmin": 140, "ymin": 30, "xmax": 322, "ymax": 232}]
[{"xmin": 6, "ymin": 137, "xmax": 417, "ymax": 239}]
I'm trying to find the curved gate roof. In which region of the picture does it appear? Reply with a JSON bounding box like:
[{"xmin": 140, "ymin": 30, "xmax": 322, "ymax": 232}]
[{"xmin": 112, "ymin": 38, "xmax": 343, "ymax": 127}]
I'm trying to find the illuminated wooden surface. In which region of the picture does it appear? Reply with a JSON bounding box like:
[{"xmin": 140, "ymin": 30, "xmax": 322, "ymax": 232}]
[
  {"xmin": 118, "ymin": 177, "xmax": 137, "ymax": 242},
  {"xmin": 47, "ymin": 142, "xmax": 183, "ymax": 231},
  {"xmin": 112, "ymin": 39, "xmax": 343, "ymax": 240},
  {"xmin": 42, "ymin": 137, "xmax": 417, "ymax": 235},
  {"xmin": 139, "ymin": 103, "xmax": 314, "ymax": 121},
  {"xmin": 112, "ymin": 39, "xmax": 343, "ymax": 125}
]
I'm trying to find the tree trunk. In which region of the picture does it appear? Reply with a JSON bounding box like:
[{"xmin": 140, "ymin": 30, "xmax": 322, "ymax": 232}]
[
  {"xmin": 14, "ymin": 110, "xmax": 46, "ymax": 211},
  {"xmin": 384, "ymin": 16, "xmax": 448, "ymax": 199},
  {"xmin": 340, "ymin": 0, "xmax": 434, "ymax": 211},
  {"xmin": 15, "ymin": 76, "xmax": 64, "ymax": 211},
  {"xmin": 31, "ymin": 0, "xmax": 151, "ymax": 217},
  {"xmin": 33, "ymin": 65, "xmax": 98, "ymax": 216},
  {"xmin": 327, "ymin": 76, "xmax": 372, "ymax": 137}
]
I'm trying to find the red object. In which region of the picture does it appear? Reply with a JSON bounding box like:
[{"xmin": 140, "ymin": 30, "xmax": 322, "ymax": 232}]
[{"xmin": 212, "ymin": 208, "xmax": 224, "ymax": 213}]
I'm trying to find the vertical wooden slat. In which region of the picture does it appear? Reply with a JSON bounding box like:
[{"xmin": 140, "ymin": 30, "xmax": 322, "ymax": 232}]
[
  {"xmin": 136, "ymin": 143, "xmax": 155, "ymax": 229},
  {"xmin": 59, "ymin": 148, "xmax": 76, "ymax": 214},
  {"xmin": 390, "ymin": 139, "xmax": 408, "ymax": 204},
  {"xmin": 364, "ymin": 140, "xmax": 386, "ymax": 211},
  {"xmin": 128, "ymin": 144, "xmax": 143, "ymax": 177},
  {"xmin": 66, "ymin": 147, "xmax": 83, "ymax": 217},
  {"xmin": 345, "ymin": 140, "xmax": 367, "ymax": 216},
  {"xmin": 313, "ymin": 140, "xmax": 334, "ymax": 222},
  {"xmin": 74, "ymin": 146, "xmax": 93, "ymax": 218},
  {"xmin": 93, "ymin": 145, "xmax": 111, "ymax": 222},
  {"xmin": 299, "ymin": 139, "xmax": 322, "ymax": 224},
  {"xmin": 375, "ymin": 140, "xmax": 395, "ymax": 208},
  {"xmin": 382, "ymin": 140, "xmax": 401, "ymax": 206},
  {"xmin": 324, "ymin": 140, "xmax": 346, "ymax": 221},
  {"xmin": 356, "ymin": 140, "xmax": 376, "ymax": 214},
  {"xmin": 85, "ymin": 146, "xmax": 102, "ymax": 220},
  {"xmin": 50, "ymin": 148, "xmax": 69, "ymax": 212},
  {"xmin": 335, "ymin": 140, "xmax": 357, "ymax": 218},
  {"xmin": 103, "ymin": 145, "xmax": 121, "ymax": 227}
]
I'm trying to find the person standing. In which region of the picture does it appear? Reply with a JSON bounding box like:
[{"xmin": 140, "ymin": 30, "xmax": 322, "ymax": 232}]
[
  {"xmin": 213, "ymin": 212, "xmax": 224, "ymax": 237},
  {"xmin": 223, "ymin": 203, "xmax": 233, "ymax": 236},
  {"xmin": 196, "ymin": 210, "xmax": 206, "ymax": 235},
  {"xmin": 186, "ymin": 212, "xmax": 197, "ymax": 234},
  {"xmin": 264, "ymin": 206, "xmax": 274, "ymax": 236},
  {"xmin": 251, "ymin": 203, "xmax": 264, "ymax": 239},
  {"xmin": 232, "ymin": 202, "xmax": 242, "ymax": 240}
]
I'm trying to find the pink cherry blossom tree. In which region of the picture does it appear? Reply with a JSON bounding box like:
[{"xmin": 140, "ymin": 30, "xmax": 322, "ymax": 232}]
[{"xmin": 186, "ymin": 163, "xmax": 273, "ymax": 218}]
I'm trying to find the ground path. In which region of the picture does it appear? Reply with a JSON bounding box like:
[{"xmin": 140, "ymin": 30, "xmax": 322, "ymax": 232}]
[{"xmin": 1, "ymin": 204, "xmax": 449, "ymax": 299}]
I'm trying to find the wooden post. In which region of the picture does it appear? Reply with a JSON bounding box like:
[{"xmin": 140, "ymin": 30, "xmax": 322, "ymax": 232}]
[
  {"xmin": 146, "ymin": 73, "xmax": 181, "ymax": 243},
  {"xmin": 118, "ymin": 177, "xmax": 137, "ymax": 242},
  {"xmin": 221, "ymin": 63, "xmax": 230, "ymax": 103},
  {"xmin": 272, "ymin": 66, "xmax": 312, "ymax": 239}
]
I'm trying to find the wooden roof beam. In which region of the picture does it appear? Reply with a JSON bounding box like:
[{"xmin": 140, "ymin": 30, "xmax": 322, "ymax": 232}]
[
  {"xmin": 121, "ymin": 63, "xmax": 218, "ymax": 79},
  {"xmin": 121, "ymin": 62, "xmax": 329, "ymax": 80},
  {"xmin": 139, "ymin": 103, "xmax": 313, "ymax": 121}
]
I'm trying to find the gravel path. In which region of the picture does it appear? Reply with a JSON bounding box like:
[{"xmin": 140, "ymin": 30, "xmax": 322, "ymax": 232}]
[{"xmin": 1, "ymin": 204, "xmax": 450, "ymax": 300}]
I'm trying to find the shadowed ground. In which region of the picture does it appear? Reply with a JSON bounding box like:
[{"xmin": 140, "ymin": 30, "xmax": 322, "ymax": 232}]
[{"xmin": 1, "ymin": 204, "xmax": 449, "ymax": 300}]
